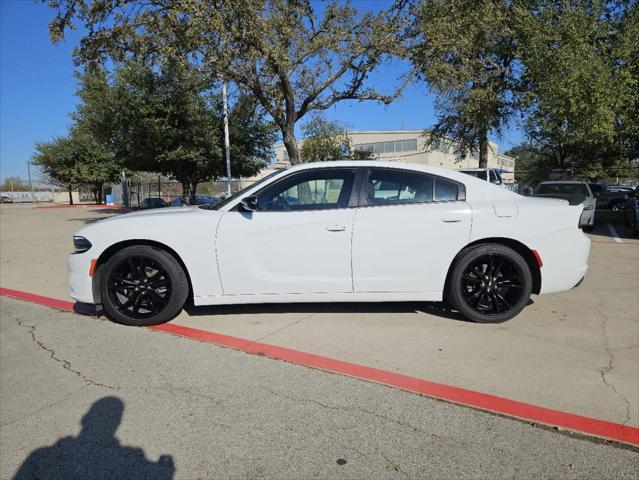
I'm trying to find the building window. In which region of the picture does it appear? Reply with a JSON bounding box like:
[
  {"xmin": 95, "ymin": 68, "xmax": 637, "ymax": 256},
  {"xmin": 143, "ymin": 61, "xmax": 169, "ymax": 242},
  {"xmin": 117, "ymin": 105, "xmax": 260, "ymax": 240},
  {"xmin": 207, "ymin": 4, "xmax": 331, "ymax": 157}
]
[
  {"xmin": 405, "ymin": 139, "xmax": 417, "ymax": 151},
  {"xmin": 353, "ymin": 138, "xmax": 419, "ymax": 155}
]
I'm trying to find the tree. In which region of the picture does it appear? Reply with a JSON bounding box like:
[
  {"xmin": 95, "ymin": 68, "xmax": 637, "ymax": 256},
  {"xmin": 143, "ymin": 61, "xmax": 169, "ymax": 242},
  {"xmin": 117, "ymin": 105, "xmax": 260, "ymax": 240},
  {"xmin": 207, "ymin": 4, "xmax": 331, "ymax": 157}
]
[
  {"xmin": 32, "ymin": 133, "xmax": 117, "ymax": 204},
  {"xmin": 411, "ymin": 0, "xmax": 519, "ymax": 168},
  {"xmin": 44, "ymin": 0, "xmax": 406, "ymax": 165},
  {"xmin": 75, "ymin": 61, "xmax": 275, "ymax": 203},
  {"xmin": 0, "ymin": 177, "xmax": 30, "ymax": 192},
  {"xmin": 517, "ymin": 0, "xmax": 638, "ymax": 171},
  {"xmin": 300, "ymin": 114, "xmax": 374, "ymax": 163}
]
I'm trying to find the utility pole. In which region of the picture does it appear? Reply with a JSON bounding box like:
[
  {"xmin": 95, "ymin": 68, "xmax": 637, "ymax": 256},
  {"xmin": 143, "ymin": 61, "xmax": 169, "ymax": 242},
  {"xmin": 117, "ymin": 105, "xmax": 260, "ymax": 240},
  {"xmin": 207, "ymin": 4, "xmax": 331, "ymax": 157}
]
[
  {"xmin": 222, "ymin": 82, "xmax": 232, "ymax": 196},
  {"xmin": 27, "ymin": 160, "xmax": 33, "ymax": 192}
]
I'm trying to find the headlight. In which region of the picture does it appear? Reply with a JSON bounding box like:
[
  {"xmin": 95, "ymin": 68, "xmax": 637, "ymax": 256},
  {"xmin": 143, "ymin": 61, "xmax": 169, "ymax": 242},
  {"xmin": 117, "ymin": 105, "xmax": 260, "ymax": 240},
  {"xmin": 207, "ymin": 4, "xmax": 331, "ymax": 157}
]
[
  {"xmin": 73, "ymin": 236, "xmax": 92, "ymax": 253},
  {"xmin": 583, "ymin": 205, "xmax": 594, "ymax": 211}
]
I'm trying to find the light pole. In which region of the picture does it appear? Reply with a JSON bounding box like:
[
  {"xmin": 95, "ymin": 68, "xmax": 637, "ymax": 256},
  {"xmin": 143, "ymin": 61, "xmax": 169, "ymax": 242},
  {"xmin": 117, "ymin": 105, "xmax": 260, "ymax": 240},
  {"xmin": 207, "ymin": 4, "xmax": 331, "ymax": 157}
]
[{"xmin": 222, "ymin": 82, "xmax": 232, "ymax": 196}]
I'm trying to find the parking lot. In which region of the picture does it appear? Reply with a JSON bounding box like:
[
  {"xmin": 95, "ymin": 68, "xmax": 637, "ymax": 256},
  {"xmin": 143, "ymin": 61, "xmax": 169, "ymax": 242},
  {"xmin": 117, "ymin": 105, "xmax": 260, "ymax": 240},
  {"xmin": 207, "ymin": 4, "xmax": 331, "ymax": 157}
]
[{"xmin": 1, "ymin": 204, "xmax": 638, "ymax": 478}]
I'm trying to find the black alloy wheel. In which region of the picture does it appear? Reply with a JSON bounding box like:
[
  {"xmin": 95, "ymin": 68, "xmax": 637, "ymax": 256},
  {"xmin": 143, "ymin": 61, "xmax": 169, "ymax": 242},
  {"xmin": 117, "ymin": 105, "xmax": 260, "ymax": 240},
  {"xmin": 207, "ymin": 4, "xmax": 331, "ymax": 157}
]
[
  {"xmin": 107, "ymin": 256, "xmax": 172, "ymax": 319},
  {"xmin": 99, "ymin": 246, "xmax": 189, "ymax": 326},
  {"xmin": 448, "ymin": 244, "xmax": 533, "ymax": 323}
]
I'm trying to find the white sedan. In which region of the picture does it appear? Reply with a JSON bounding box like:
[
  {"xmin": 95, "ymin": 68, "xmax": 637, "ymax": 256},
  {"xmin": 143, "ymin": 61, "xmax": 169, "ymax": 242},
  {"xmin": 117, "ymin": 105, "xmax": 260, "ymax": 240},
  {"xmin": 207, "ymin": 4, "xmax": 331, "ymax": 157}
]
[{"xmin": 68, "ymin": 161, "xmax": 591, "ymax": 326}]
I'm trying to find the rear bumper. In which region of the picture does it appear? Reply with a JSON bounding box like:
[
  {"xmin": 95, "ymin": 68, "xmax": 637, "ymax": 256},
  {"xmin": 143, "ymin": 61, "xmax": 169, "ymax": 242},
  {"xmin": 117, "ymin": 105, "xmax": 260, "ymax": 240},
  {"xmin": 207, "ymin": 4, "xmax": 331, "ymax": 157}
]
[
  {"xmin": 68, "ymin": 253, "xmax": 95, "ymax": 304},
  {"xmin": 526, "ymin": 228, "xmax": 591, "ymax": 295}
]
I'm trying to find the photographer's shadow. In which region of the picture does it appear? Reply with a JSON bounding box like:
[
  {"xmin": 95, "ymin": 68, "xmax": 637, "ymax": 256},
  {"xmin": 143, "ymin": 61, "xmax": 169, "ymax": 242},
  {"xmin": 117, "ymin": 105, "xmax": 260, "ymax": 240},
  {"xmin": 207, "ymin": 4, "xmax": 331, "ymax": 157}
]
[{"xmin": 13, "ymin": 396, "xmax": 174, "ymax": 480}]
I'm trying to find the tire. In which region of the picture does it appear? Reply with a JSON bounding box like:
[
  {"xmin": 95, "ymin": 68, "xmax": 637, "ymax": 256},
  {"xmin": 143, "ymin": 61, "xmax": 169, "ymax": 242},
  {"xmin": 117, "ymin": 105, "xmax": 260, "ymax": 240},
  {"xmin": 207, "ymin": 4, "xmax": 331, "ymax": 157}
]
[
  {"xmin": 610, "ymin": 200, "xmax": 625, "ymax": 212},
  {"xmin": 583, "ymin": 225, "xmax": 594, "ymax": 232},
  {"xmin": 99, "ymin": 245, "xmax": 189, "ymax": 326},
  {"xmin": 447, "ymin": 244, "xmax": 533, "ymax": 323}
]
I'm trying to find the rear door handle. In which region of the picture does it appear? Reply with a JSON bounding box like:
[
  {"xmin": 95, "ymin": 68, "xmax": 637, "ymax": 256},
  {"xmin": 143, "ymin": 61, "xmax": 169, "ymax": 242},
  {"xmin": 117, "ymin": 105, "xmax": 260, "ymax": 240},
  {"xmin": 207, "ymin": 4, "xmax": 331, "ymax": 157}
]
[
  {"xmin": 326, "ymin": 224, "xmax": 346, "ymax": 232},
  {"xmin": 441, "ymin": 216, "xmax": 462, "ymax": 223}
]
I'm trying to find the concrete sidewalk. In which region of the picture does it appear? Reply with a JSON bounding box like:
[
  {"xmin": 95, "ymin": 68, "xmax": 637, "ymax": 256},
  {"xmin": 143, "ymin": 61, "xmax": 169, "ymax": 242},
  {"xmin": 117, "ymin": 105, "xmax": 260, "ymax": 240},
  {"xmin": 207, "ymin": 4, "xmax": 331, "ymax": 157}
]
[{"xmin": 1, "ymin": 204, "xmax": 638, "ymax": 428}]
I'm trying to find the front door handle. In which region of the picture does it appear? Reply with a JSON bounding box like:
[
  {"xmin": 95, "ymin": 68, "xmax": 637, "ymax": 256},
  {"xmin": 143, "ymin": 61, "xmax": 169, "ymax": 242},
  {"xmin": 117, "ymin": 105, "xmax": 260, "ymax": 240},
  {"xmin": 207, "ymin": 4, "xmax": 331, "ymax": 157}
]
[
  {"xmin": 441, "ymin": 216, "xmax": 462, "ymax": 223},
  {"xmin": 326, "ymin": 224, "xmax": 346, "ymax": 232}
]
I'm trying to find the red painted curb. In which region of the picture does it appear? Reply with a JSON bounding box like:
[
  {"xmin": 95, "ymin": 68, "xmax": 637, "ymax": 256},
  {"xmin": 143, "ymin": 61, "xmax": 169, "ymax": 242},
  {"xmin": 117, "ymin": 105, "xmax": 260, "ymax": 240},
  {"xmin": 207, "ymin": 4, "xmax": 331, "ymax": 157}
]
[
  {"xmin": 2, "ymin": 287, "xmax": 638, "ymax": 446},
  {"xmin": 1, "ymin": 288, "xmax": 75, "ymax": 311}
]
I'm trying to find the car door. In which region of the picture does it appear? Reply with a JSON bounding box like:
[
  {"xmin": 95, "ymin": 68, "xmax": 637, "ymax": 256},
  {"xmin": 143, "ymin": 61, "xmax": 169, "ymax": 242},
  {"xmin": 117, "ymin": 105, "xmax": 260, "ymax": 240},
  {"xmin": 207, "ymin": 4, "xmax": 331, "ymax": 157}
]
[
  {"xmin": 352, "ymin": 168, "xmax": 472, "ymax": 294},
  {"xmin": 216, "ymin": 168, "xmax": 357, "ymax": 295}
]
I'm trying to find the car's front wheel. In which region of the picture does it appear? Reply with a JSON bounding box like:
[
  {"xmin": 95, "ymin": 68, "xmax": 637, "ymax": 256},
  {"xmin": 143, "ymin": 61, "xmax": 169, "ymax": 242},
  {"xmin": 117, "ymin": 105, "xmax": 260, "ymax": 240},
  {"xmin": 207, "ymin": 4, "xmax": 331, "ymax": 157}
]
[
  {"xmin": 447, "ymin": 244, "xmax": 533, "ymax": 323},
  {"xmin": 99, "ymin": 245, "xmax": 189, "ymax": 326}
]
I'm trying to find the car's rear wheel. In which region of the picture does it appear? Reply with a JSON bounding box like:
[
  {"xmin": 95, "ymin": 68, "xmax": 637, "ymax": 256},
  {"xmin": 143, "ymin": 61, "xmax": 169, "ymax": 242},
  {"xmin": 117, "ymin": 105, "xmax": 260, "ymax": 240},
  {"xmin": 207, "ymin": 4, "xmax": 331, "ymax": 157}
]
[
  {"xmin": 99, "ymin": 245, "xmax": 189, "ymax": 326},
  {"xmin": 447, "ymin": 244, "xmax": 533, "ymax": 323}
]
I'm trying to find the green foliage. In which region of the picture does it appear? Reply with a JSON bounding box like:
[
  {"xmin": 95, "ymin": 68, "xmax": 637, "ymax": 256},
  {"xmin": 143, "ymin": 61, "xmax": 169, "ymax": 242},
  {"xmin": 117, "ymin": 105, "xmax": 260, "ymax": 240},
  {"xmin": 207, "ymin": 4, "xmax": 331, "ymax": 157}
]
[
  {"xmin": 411, "ymin": 0, "xmax": 518, "ymax": 167},
  {"xmin": 517, "ymin": 0, "xmax": 638, "ymax": 171},
  {"xmin": 43, "ymin": 0, "xmax": 406, "ymax": 164},
  {"xmin": 32, "ymin": 132, "xmax": 118, "ymax": 204},
  {"xmin": 300, "ymin": 115, "xmax": 373, "ymax": 163},
  {"xmin": 0, "ymin": 177, "xmax": 31, "ymax": 192},
  {"xmin": 75, "ymin": 61, "xmax": 276, "ymax": 202}
]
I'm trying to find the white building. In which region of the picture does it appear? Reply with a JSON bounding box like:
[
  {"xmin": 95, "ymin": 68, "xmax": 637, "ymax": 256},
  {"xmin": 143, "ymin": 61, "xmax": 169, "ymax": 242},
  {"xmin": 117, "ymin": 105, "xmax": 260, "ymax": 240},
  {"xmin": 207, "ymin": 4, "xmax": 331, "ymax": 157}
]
[{"xmin": 273, "ymin": 130, "xmax": 516, "ymax": 182}]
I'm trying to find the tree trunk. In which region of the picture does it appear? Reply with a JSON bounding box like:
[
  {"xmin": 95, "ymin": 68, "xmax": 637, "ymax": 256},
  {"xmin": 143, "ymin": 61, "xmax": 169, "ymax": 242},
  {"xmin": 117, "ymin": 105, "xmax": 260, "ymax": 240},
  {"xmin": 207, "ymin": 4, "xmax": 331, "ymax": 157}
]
[
  {"xmin": 68, "ymin": 186, "xmax": 74, "ymax": 205},
  {"xmin": 282, "ymin": 125, "xmax": 301, "ymax": 164},
  {"xmin": 479, "ymin": 127, "xmax": 489, "ymax": 169},
  {"xmin": 190, "ymin": 181, "xmax": 198, "ymax": 205},
  {"xmin": 181, "ymin": 182, "xmax": 190, "ymax": 204},
  {"xmin": 96, "ymin": 182, "xmax": 104, "ymax": 204}
]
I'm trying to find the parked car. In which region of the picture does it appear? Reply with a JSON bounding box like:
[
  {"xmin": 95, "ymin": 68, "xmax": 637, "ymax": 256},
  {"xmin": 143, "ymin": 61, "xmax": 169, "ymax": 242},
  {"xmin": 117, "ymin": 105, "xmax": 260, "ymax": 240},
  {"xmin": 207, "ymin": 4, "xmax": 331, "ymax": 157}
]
[
  {"xmin": 532, "ymin": 181, "xmax": 596, "ymax": 231},
  {"xmin": 69, "ymin": 161, "xmax": 591, "ymax": 326},
  {"xmin": 588, "ymin": 183, "xmax": 629, "ymax": 211},
  {"xmin": 458, "ymin": 168, "xmax": 504, "ymax": 187},
  {"xmin": 169, "ymin": 195, "xmax": 220, "ymax": 207},
  {"xmin": 624, "ymin": 186, "xmax": 639, "ymax": 235},
  {"xmin": 139, "ymin": 197, "xmax": 168, "ymax": 210}
]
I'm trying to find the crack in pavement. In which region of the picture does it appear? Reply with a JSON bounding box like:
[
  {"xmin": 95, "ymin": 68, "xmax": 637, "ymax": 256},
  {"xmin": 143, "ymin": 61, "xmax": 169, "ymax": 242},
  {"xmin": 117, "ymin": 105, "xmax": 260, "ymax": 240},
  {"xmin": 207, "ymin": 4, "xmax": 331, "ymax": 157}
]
[
  {"xmin": 253, "ymin": 384, "xmax": 464, "ymax": 448},
  {"xmin": 248, "ymin": 312, "xmax": 316, "ymax": 345},
  {"xmin": 12, "ymin": 315, "xmax": 120, "ymax": 391},
  {"xmin": 597, "ymin": 308, "xmax": 632, "ymax": 425}
]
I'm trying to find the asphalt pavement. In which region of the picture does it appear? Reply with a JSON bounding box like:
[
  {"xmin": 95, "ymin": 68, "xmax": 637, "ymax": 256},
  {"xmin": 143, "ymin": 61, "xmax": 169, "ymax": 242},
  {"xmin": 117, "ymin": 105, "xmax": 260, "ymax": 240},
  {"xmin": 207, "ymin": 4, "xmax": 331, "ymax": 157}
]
[{"xmin": 1, "ymin": 297, "xmax": 638, "ymax": 479}]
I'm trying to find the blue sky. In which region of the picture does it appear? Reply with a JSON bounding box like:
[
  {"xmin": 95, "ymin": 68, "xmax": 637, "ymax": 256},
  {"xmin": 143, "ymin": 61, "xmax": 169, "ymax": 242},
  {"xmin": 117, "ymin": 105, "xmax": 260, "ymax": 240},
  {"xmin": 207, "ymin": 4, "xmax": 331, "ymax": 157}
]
[{"xmin": 0, "ymin": 0, "xmax": 524, "ymax": 181}]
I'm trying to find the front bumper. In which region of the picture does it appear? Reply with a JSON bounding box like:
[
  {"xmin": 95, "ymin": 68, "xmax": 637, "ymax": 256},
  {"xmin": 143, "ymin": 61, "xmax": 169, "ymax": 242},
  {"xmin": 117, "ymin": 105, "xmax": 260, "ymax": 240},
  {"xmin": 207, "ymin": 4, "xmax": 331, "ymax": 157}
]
[{"xmin": 68, "ymin": 252, "xmax": 95, "ymax": 304}]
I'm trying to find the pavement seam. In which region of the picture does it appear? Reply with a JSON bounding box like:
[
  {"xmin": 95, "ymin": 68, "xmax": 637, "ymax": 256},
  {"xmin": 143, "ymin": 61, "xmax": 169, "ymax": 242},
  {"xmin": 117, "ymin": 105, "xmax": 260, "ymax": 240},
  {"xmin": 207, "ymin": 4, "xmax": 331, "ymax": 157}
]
[
  {"xmin": 247, "ymin": 312, "xmax": 316, "ymax": 345},
  {"xmin": 598, "ymin": 308, "xmax": 633, "ymax": 426},
  {"xmin": 11, "ymin": 313, "xmax": 120, "ymax": 392}
]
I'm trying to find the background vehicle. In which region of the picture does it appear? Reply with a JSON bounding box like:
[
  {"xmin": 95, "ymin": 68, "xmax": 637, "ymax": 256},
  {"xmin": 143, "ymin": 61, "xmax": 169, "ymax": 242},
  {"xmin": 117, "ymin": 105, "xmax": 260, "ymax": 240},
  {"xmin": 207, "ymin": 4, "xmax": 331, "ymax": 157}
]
[
  {"xmin": 69, "ymin": 161, "xmax": 590, "ymax": 327},
  {"xmin": 624, "ymin": 186, "xmax": 639, "ymax": 235},
  {"xmin": 458, "ymin": 168, "xmax": 504, "ymax": 186},
  {"xmin": 139, "ymin": 197, "xmax": 168, "ymax": 210},
  {"xmin": 169, "ymin": 195, "xmax": 220, "ymax": 207},
  {"xmin": 532, "ymin": 181, "xmax": 596, "ymax": 231},
  {"xmin": 588, "ymin": 183, "xmax": 630, "ymax": 211}
]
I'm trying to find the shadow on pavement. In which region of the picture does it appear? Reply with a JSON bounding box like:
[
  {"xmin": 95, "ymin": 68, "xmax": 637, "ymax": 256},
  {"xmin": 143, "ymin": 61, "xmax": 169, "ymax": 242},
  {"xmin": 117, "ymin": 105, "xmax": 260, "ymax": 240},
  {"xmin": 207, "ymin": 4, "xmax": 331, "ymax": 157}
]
[
  {"xmin": 12, "ymin": 397, "xmax": 174, "ymax": 480},
  {"xmin": 185, "ymin": 301, "xmax": 473, "ymax": 323},
  {"xmin": 592, "ymin": 210, "xmax": 638, "ymax": 241}
]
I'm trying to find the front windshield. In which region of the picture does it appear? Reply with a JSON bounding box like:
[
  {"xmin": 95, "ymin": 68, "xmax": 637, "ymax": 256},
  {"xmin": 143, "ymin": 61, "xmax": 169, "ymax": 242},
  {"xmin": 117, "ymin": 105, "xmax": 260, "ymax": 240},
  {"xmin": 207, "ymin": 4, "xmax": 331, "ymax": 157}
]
[
  {"xmin": 536, "ymin": 183, "xmax": 589, "ymax": 196},
  {"xmin": 460, "ymin": 170, "xmax": 488, "ymax": 181},
  {"xmin": 201, "ymin": 170, "xmax": 284, "ymax": 210}
]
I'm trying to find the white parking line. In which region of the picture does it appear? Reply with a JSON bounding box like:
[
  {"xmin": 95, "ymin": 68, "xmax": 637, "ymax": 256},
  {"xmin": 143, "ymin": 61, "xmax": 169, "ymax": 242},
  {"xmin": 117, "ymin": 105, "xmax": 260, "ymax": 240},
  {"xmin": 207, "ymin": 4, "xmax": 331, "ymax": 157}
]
[{"xmin": 607, "ymin": 223, "xmax": 623, "ymax": 243}]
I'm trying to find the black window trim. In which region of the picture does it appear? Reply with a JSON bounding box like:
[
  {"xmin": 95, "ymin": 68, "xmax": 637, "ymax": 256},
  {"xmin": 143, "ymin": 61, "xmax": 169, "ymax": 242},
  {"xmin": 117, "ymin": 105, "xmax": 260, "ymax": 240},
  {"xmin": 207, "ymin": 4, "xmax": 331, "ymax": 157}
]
[
  {"xmin": 357, "ymin": 167, "xmax": 467, "ymax": 207},
  {"xmin": 234, "ymin": 167, "xmax": 361, "ymax": 212}
]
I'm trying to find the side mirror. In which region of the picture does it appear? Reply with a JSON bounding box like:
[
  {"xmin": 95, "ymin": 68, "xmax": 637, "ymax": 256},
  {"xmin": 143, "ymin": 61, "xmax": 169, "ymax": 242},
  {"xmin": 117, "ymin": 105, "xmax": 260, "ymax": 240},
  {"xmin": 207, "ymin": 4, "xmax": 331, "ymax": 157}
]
[{"xmin": 240, "ymin": 195, "xmax": 258, "ymax": 212}]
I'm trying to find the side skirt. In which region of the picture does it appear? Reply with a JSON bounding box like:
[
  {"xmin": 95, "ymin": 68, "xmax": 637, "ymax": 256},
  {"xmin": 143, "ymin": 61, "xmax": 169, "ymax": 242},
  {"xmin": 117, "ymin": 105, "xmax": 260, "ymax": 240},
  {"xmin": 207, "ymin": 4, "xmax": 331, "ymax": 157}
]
[{"xmin": 193, "ymin": 291, "xmax": 443, "ymax": 306}]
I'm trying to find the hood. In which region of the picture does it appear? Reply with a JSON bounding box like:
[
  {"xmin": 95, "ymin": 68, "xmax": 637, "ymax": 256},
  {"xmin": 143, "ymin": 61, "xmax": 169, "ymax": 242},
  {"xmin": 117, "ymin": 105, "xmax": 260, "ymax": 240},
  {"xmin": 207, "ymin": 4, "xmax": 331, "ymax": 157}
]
[{"xmin": 98, "ymin": 206, "xmax": 202, "ymax": 223}]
